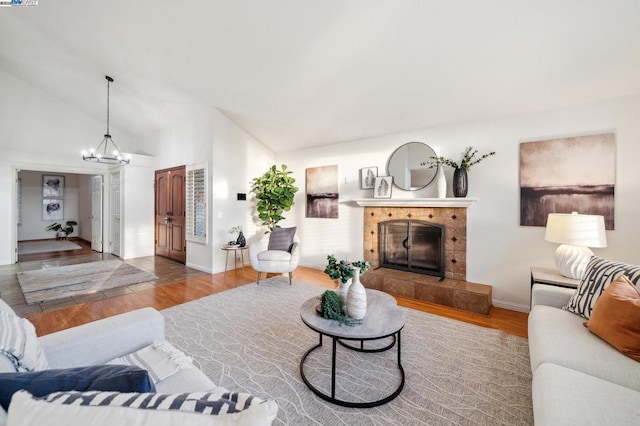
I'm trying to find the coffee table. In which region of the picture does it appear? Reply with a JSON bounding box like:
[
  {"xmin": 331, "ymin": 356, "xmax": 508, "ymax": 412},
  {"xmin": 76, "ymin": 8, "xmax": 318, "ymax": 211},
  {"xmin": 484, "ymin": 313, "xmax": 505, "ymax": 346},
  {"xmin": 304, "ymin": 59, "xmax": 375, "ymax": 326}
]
[{"xmin": 299, "ymin": 289, "xmax": 405, "ymax": 408}]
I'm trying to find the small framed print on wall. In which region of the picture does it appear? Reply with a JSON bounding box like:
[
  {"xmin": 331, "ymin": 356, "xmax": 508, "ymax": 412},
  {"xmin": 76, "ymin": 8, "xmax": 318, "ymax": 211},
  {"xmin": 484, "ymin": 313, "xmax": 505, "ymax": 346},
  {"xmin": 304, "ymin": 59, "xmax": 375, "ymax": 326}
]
[
  {"xmin": 373, "ymin": 176, "xmax": 393, "ymax": 199},
  {"xmin": 43, "ymin": 175, "xmax": 64, "ymax": 197},
  {"xmin": 43, "ymin": 198, "xmax": 64, "ymax": 221},
  {"xmin": 360, "ymin": 167, "xmax": 378, "ymax": 189}
]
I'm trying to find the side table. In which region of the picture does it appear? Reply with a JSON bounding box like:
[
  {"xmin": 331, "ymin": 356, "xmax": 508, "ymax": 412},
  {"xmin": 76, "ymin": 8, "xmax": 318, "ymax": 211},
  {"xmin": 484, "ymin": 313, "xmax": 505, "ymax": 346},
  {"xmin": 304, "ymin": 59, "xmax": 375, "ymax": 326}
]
[
  {"xmin": 222, "ymin": 246, "xmax": 248, "ymax": 278},
  {"xmin": 530, "ymin": 266, "xmax": 580, "ymax": 307}
]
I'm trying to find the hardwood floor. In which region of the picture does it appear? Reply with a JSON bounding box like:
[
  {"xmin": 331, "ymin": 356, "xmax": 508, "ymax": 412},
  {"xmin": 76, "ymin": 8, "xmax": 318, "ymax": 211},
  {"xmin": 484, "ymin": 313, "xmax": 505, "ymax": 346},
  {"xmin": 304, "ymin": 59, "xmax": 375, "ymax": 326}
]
[{"xmin": 5, "ymin": 245, "xmax": 529, "ymax": 338}]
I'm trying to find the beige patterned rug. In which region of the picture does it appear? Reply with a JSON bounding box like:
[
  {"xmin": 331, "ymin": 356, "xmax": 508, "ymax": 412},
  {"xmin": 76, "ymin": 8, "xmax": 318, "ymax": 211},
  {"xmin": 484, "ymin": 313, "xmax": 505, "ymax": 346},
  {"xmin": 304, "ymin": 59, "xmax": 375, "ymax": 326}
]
[
  {"xmin": 17, "ymin": 260, "xmax": 158, "ymax": 304},
  {"xmin": 163, "ymin": 278, "xmax": 533, "ymax": 425}
]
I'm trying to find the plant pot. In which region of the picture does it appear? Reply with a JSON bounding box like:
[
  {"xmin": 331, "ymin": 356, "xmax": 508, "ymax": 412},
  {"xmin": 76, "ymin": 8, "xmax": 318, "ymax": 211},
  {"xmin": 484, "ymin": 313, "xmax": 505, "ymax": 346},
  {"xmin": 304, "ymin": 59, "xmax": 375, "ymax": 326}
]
[
  {"xmin": 335, "ymin": 278, "xmax": 352, "ymax": 314},
  {"xmin": 453, "ymin": 167, "xmax": 468, "ymax": 198},
  {"xmin": 347, "ymin": 267, "xmax": 367, "ymax": 320},
  {"xmin": 236, "ymin": 231, "xmax": 246, "ymax": 247}
]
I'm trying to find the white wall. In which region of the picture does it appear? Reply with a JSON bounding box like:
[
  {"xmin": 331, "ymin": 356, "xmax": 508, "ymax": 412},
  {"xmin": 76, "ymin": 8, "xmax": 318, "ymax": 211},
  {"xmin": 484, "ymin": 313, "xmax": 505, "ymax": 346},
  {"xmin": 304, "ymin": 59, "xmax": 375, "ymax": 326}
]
[
  {"xmin": 120, "ymin": 161, "xmax": 155, "ymax": 259},
  {"xmin": 277, "ymin": 94, "xmax": 640, "ymax": 312},
  {"xmin": 210, "ymin": 109, "xmax": 276, "ymax": 273}
]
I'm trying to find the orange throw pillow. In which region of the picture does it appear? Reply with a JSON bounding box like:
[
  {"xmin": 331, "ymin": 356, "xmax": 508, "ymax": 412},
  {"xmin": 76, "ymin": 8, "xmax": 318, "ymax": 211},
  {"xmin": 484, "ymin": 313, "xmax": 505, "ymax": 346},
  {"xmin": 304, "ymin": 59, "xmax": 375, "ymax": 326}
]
[{"xmin": 585, "ymin": 275, "xmax": 640, "ymax": 362}]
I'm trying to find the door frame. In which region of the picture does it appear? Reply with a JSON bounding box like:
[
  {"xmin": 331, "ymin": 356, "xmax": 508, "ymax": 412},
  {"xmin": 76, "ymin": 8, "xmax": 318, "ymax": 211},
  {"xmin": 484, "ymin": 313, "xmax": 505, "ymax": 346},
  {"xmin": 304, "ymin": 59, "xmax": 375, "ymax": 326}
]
[{"xmin": 10, "ymin": 163, "xmax": 113, "ymax": 264}]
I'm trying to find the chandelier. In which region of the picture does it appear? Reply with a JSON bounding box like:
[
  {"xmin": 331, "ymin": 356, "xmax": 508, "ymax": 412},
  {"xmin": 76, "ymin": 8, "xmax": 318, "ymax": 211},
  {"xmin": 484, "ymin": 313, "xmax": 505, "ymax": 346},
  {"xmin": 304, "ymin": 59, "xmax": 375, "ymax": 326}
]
[{"xmin": 82, "ymin": 75, "xmax": 130, "ymax": 164}]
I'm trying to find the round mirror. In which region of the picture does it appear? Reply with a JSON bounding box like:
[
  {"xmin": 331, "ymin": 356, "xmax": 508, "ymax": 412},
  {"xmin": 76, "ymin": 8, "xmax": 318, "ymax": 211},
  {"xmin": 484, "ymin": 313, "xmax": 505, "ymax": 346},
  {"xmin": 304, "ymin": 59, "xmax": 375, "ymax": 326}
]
[{"xmin": 386, "ymin": 142, "xmax": 437, "ymax": 191}]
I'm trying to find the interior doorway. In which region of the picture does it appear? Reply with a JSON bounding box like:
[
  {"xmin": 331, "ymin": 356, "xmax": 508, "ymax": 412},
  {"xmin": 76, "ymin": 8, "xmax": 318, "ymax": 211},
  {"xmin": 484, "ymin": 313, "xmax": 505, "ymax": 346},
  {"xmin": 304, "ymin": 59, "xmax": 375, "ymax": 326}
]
[{"xmin": 155, "ymin": 165, "xmax": 186, "ymax": 263}]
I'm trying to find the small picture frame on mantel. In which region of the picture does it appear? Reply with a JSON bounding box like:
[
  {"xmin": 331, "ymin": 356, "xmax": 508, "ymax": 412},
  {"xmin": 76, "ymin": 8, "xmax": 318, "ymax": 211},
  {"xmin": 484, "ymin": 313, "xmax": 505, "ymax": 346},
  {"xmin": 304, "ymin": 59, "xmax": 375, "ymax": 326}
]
[
  {"xmin": 360, "ymin": 167, "xmax": 378, "ymax": 189},
  {"xmin": 373, "ymin": 176, "xmax": 393, "ymax": 199}
]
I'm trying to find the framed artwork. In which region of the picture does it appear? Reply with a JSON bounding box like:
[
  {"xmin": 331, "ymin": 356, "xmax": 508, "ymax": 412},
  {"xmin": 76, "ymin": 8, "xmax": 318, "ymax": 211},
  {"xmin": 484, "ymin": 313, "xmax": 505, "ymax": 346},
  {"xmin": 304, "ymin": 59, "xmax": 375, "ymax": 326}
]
[
  {"xmin": 43, "ymin": 198, "xmax": 63, "ymax": 221},
  {"xmin": 520, "ymin": 132, "xmax": 615, "ymax": 229},
  {"xmin": 306, "ymin": 165, "xmax": 339, "ymax": 218},
  {"xmin": 43, "ymin": 175, "xmax": 64, "ymax": 197},
  {"xmin": 360, "ymin": 166, "xmax": 378, "ymax": 189},
  {"xmin": 374, "ymin": 176, "xmax": 393, "ymax": 199}
]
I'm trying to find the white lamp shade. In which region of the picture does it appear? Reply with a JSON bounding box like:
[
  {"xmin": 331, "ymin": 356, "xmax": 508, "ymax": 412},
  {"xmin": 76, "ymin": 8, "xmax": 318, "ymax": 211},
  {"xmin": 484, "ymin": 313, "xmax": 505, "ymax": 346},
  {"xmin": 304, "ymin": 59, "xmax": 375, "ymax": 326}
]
[{"xmin": 544, "ymin": 212, "xmax": 607, "ymax": 248}]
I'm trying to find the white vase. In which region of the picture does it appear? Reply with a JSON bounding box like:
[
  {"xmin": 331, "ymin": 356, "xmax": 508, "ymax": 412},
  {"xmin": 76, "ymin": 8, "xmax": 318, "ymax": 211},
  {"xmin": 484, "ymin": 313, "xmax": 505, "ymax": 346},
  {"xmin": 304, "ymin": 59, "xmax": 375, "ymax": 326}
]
[
  {"xmin": 335, "ymin": 278, "xmax": 352, "ymax": 313},
  {"xmin": 436, "ymin": 165, "xmax": 447, "ymax": 198},
  {"xmin": 347, "ymin": 267, "xmax": 367, "ymax": 320}
]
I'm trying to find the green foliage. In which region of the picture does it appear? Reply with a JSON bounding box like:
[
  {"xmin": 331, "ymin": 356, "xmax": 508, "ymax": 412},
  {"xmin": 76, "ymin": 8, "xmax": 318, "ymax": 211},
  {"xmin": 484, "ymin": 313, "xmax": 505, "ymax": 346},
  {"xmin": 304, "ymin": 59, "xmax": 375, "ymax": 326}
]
[
  {"xmin": 323, "ymin": 254, "xmax": 371, "ymax": 284},
  {"xmin": 46, "ymin": 220, "xmax": 78, "ymax": 236},
  {"xmin": 421, "ymin": 146, "xmax": 496, "ymax": 171},
  {"xmin": 319, "ymin": 290, "xmax": 361, "ymax": 326},
  {"xmin": 250, "ymin": 164, "xmax": 299, "ymax": 232}
]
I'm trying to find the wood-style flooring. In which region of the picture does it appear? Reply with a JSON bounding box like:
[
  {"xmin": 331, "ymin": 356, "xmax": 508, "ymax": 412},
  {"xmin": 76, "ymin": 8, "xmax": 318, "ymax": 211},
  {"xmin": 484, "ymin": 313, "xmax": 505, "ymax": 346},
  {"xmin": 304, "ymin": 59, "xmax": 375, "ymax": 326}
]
[{"xmin": 1, "ymin": 241, "xmax": 528, "ymax": 338}]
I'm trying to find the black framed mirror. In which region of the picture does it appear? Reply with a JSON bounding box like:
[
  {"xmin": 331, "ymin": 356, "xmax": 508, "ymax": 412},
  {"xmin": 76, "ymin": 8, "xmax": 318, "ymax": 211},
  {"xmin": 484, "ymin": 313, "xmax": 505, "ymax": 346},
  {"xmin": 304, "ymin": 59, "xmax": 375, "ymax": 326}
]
[{"xmin": 386, "ymin": 142, "xmax": 437, "ymax": 191}]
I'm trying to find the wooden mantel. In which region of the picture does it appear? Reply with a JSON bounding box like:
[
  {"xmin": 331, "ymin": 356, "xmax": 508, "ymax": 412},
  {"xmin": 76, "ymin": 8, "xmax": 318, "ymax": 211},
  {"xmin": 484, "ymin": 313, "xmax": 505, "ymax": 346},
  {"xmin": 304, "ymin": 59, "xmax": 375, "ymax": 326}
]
[{"xmin": 352, "ymin": 198, "xmax": 478, "ymax": 208}]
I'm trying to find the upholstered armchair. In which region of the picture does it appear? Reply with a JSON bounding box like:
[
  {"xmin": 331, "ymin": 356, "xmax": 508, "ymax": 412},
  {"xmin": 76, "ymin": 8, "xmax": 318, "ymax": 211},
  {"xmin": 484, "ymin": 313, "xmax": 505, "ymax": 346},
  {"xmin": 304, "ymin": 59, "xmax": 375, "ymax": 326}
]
[{"xmin": 248, "ymin": 227, "xmax": 300, "ymax": 285}]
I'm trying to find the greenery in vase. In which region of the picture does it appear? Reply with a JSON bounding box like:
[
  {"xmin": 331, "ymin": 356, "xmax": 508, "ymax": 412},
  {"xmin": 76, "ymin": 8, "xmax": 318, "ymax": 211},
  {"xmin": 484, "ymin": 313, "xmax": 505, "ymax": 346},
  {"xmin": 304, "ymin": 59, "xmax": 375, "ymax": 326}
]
[
  {"xmin": 250, "ymin": 164, "xmax": 298, "ymax": 232},
  {"xmin": 421, "ymin": 146, "xmax": 496, "ymax": 171},
  {"xmin": 319, "ymin": 290, "xmax": 361, "ymax": 326},
  {"xmin": 323, "ymin": 254, "xmax": 371, "ymax": 284},
  {"xmin": 46, "ymin": 220, "xmax": 78, "ymax": 237}
]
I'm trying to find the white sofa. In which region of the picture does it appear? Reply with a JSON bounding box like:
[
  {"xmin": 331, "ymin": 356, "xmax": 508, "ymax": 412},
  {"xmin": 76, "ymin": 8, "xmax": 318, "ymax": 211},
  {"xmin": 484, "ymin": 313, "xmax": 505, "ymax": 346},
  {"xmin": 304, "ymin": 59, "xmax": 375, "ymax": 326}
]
[
  {"xmin": 0, "ymin": 298, "xmax": 278, "ymax": 424},
  {"xmin": 528, "ymin": 284, "xmax": 640, "ymax": 425}
]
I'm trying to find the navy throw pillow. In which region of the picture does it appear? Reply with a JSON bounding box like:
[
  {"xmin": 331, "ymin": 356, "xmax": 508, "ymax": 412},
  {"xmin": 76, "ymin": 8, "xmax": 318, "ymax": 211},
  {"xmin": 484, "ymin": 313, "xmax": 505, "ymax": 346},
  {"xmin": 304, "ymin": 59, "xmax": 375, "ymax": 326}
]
[{"xmin": 0, "ymin": 364, "xmax": 155, "ymax": 410}]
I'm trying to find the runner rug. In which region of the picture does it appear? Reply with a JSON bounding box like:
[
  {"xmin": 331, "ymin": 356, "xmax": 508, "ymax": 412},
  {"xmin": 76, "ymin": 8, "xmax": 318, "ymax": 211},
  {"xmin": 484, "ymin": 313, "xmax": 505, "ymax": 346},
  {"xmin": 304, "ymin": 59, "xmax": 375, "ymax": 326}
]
[
  {"xmin": 17, "ymin": 259, "xmax": 158, "ymax": 304},
  {"xmin": 17, "ymin": 240, "xmax": 82, "ymax": 255},
  {"xmin": 162, "ymin": 277, "xmax": 533, "ymax": 425}
]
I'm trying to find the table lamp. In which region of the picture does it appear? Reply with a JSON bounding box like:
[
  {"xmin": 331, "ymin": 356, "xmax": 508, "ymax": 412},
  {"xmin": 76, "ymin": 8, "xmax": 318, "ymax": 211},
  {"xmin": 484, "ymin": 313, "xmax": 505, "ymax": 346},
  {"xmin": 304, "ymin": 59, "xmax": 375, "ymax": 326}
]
[{"xmin": 544, "ymin": 212, "xmax": 607, "ymax": 280}]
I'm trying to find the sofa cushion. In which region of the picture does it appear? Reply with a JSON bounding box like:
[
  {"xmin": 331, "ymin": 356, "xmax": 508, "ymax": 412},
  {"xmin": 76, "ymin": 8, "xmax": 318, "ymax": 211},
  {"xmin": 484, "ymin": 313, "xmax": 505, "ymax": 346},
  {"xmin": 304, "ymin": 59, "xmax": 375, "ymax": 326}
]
[
  {"xmin": 257, "ymin": 250, "xmax": 292, "ymax": 262},
  {"xmin": 7, "ymin": 389, "xmax": 278, "ymax": 426},
  {"xmin": 0, "ymin": 311, "xmax": 48, "ymax": 372},
  {"xmin": 267, "ymin": 227, "xmax": 296, "ymax": 252},
  {"xmin": 528, "ymin": 304, "xmax": 640, "ymax": 391},
  {"xmin": 0, "ymin": 365, "xmax": 155, "ymax": 411},
  {"xmin": 532, "ymin": 363, "xmax": 640, "ymax": 426},
  {"xmin": 564, "ymin": 256, "xmax": 640, "ymax": 319},
  {"xmin": 585, "ymin": 275, "xmax": 640, "ymax": 362}
]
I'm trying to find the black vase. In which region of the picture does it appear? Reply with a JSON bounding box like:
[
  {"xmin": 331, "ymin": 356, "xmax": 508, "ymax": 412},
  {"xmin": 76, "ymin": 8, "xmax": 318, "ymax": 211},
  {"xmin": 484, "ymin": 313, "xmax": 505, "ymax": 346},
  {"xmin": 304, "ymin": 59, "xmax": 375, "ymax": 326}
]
[
  {"xmin": 236, "ymin": 231, "xmax": 246, "ymax": 247},
  {"xmin": 453, "ymin": 168, "xmax": 468, "ymax": 198}
]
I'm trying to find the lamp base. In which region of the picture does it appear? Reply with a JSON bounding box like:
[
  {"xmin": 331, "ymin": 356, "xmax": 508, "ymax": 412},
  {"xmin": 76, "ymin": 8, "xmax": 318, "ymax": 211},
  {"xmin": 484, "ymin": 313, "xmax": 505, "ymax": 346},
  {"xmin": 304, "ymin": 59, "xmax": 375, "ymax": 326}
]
[{"xmin": 554, "ymin": 244, "xmax": 594, "ymax": 280}]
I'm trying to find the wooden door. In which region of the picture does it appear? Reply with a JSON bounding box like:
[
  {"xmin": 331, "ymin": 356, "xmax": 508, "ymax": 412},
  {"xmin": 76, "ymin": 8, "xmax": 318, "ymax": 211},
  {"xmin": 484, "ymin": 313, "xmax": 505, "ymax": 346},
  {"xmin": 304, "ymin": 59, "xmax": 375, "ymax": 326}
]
[{"xmin": 155, "ymin": 166, "xmax": 186, "ymax": 263}]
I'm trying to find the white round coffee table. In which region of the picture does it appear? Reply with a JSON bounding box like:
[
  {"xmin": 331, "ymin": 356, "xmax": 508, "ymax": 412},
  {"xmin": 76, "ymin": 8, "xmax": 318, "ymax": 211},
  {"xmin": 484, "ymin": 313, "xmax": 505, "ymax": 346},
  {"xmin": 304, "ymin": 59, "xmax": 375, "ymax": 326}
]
[{"xmin": 299, "ymin": 289, "xmax": 405, "ymax": 408}]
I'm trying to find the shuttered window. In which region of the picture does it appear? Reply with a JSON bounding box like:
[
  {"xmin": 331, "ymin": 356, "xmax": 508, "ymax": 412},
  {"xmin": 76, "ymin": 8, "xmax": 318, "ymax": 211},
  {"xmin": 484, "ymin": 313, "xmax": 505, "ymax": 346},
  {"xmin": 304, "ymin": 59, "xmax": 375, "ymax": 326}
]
[{"xmin": 186, "ymin": 163, "xmax": 207, "ymax": 244}]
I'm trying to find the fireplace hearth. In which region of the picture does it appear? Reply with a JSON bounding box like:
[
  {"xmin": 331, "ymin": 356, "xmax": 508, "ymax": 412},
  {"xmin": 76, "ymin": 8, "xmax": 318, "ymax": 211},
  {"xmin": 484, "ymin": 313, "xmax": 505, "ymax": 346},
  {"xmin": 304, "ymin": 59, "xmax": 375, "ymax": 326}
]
[{"xmin": 379, "ymin": 220, "xmax": 445, "ymax": 279}]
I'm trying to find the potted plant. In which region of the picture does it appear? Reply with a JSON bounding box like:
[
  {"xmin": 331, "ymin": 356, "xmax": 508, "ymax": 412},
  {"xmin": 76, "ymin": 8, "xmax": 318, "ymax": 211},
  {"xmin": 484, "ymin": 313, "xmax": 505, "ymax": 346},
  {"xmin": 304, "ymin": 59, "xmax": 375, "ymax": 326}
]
[
  {"xmin": 323, "ymin": 254, "xmax": 371, "ymax": 311},
  {"xmin": 228, "ymin": 225, "xmax": 245, "ymax": 247},
  {"xmin": 250, "ymin": 164, "xmax": 299, "ymax": 232},
  {"xmin": 421, "ymin": 146, "xmax": 496, "ymax": 197},
  {"xmin": 46, "ymin": 220, "xmax": 78, "ymax": 240}
]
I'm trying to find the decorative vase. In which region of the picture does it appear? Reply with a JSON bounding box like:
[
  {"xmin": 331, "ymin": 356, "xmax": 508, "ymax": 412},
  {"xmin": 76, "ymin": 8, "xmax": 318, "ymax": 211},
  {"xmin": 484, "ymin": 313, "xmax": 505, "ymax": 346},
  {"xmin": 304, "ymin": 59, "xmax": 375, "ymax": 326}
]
[
  {"xmin": 335, "ymin": 278, "xmax": 352, "ymax": 314},
  {"xmin": 236, "ymin": 231, "xmax": 246, "ymax": 247},
  {"xmin": 347, "ymin": 267, "xmax": 367, "ymax": 320},
  {"xmin": 453, "ymin": 167, "xmax": 468, "ymax": 198},
  {"xmin": 436, "ymin": 166, "xmax": 447, "ymax": 198}
]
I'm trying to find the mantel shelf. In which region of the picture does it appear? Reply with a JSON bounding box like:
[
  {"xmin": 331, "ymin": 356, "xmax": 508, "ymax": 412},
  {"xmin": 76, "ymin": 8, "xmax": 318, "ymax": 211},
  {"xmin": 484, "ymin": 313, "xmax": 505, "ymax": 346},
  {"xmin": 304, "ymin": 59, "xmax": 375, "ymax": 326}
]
[{"xmin": 352, "ymin": 198, "xmax": 478, "ymax": 208}]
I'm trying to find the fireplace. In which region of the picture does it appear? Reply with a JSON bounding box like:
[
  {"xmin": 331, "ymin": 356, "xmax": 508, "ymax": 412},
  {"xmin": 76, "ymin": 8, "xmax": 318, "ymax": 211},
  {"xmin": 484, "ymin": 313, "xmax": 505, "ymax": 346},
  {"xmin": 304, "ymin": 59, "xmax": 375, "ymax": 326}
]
[{"xmin": 379, "ymin": 220, "xmax": 445, "ymax": 279}]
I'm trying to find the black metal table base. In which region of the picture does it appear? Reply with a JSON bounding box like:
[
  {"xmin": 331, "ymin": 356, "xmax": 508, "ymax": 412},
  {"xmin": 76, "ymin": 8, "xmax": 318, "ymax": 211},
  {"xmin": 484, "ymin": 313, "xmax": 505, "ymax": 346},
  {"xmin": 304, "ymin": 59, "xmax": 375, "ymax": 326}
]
[{"xmin": 299, "ymin": 330, "xmax": 405, "ymax": 408}]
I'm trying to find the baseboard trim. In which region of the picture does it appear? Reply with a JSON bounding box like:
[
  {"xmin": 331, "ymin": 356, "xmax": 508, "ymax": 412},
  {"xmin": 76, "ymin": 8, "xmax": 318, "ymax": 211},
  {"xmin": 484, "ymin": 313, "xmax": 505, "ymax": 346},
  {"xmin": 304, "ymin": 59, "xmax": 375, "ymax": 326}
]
[
  {"xmin": 492, "ymin": 300, "xmax": 530, "ymax": 313},
  {"xmin": 186, "ymin": 262, "xmax": 213, "ymax": 274}
]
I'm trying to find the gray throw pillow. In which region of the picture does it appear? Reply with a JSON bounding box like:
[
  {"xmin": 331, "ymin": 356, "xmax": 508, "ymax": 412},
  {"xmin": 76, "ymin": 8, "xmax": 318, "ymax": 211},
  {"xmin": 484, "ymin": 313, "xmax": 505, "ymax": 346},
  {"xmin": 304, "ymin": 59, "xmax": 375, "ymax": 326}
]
[{"xmin": 268, "ymin": 227, "xmax": 297, "ymax": 252}]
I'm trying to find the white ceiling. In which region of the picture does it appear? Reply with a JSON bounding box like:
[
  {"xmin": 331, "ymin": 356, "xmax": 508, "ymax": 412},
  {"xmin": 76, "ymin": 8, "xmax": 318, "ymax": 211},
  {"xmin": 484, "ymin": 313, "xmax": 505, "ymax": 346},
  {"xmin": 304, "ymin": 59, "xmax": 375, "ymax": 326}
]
[{"xmin": 1, "ymin": 0, "xmax": 640, "ymax": 153}]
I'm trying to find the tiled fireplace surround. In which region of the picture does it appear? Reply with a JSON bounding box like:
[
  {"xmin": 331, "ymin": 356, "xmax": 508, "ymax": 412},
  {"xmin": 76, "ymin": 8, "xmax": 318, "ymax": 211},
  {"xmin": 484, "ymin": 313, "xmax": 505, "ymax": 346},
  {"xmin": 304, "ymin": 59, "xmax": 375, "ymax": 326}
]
[{"xmin": 359, "ymin": 205, "xmax": 492, "ymax": 315}]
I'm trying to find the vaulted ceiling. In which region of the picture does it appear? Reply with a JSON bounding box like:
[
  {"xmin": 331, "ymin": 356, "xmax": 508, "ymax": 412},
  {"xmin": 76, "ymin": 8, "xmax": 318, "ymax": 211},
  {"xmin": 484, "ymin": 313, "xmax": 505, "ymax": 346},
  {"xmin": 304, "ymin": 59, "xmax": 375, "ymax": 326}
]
[{"xmin": 1, "ymin": 0, "xmax": 640, "ymax": 153}]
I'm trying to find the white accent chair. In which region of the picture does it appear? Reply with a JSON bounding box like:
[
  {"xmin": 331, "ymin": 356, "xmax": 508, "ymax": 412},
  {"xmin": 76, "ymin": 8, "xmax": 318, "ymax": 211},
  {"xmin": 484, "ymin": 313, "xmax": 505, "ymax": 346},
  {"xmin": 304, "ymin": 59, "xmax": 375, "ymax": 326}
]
[{"xmin": 248, "ymin": 235, "xmax": 300, "ymax": 285}]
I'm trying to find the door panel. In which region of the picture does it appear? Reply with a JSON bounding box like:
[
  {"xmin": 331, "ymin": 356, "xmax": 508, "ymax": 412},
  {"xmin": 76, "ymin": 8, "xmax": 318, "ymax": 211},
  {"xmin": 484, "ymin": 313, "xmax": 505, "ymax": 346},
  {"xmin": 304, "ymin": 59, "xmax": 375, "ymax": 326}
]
[
  {"xmin": 91, "ymin": 175, "xmax": 103, "ymax": 252},
  {"xmin": 110, "ymin": 171, "xmax": 121, "ymax": 257},
  {"xmin": 155, "ymin": 166, "xmax": 186, "ymax": 263}
]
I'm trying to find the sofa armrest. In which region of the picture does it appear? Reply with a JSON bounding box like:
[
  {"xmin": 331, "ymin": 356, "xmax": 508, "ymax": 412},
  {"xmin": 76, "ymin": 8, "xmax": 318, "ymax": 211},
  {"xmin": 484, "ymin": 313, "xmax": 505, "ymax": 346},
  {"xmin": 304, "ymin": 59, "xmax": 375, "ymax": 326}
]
[
  {"xmin": 39, "ymin": 308, "xmax": 165, "ymax": 369},
  {"xmin": 531, "ymin": 284, "xmax": 576, "ymax": 309}
]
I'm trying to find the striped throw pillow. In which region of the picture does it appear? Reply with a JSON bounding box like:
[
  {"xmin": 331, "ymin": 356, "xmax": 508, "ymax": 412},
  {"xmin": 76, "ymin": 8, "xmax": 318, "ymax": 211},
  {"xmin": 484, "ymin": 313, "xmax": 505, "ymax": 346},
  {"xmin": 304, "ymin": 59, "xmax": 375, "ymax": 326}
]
[
  {"xmin": 563, "ymin": 256, "xmax": 640, "ymax": 319},
  {"xmin": 0, "ymin": 311, "xmax": 48, "ymax": 372}
]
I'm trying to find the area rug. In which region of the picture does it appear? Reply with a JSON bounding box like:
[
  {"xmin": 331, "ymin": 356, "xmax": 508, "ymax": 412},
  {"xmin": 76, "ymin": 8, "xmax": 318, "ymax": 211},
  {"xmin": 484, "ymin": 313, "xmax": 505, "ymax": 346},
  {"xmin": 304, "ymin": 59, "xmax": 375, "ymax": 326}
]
[
  {"xmin": 163, "ymin": 278, "xmax": 533, "ymax": 425},
  {"xmin": 17, "ymin": 240, "xmax": 82, "ymax": 255},
  {"xmin": 17, "ymin": 260, "xmax": 158, "ymax": 304}
]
